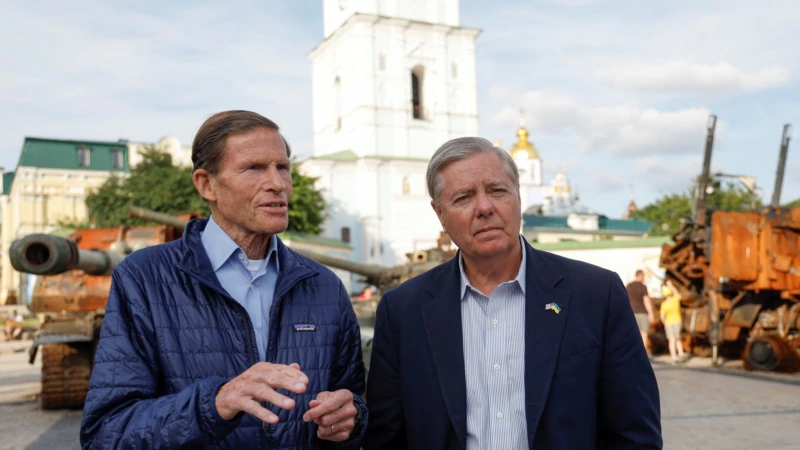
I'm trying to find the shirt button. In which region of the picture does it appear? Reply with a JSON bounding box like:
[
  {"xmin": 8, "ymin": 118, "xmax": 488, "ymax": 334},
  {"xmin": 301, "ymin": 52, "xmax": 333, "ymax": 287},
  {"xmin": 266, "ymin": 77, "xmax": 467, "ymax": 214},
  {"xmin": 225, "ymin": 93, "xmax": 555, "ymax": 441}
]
[
  {"xmin": 496, "ymin": 412, "xmax": 503, "ymax": 419},
  {"xmin": 492, "ymin": 319, "xmax": 498, "ymax": 326},
  {"xmin": 238, "ymin": 253, "xmax": 245, "ymax": 260},
  {"xmin": 493, "ymin": 363, "xmax": 500, "ymax": 371},
  {"xmin": 249, "ymin": 284, "xmax": 254, "ymax": 291}
]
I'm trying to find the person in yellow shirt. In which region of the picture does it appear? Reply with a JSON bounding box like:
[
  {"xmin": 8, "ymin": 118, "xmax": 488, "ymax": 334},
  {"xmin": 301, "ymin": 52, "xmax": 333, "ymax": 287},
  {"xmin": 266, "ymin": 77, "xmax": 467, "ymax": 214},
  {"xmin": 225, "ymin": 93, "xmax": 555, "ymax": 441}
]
[{"xmin": 660, "ymin": 280, "xmax": 686, "ymax": 363}]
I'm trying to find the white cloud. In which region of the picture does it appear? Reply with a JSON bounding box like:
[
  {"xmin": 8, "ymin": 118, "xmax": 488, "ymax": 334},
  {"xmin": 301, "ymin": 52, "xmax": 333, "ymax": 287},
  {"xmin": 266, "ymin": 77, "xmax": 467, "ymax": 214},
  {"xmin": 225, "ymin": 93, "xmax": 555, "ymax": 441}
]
[
  {"xmin": 586, "ymin": 167, "xmax": 628, "ymax": 192},
  {"xmin": 490, "ymin": 89, "xmax": 713, "ymax": 157},
  {"xmin": 634, "ymin": 155, "xmax": 703, "ymax": 193},
  {"xmin": 0, "ymin": 2, "xmax": 317, "ymax": 170},
  {"xmin": 596, "ymin": 61, "xmax": 789, "ymax": 94}
]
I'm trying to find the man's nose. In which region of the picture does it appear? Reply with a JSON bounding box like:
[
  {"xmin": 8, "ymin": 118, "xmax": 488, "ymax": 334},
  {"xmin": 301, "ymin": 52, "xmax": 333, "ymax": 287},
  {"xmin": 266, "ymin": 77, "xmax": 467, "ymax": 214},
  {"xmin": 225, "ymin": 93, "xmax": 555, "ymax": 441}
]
[
  {"xmin": 474, "ymin": 191, "xmax": 494, "ymax": 217},
  {"xmin": 261, "ymin": 166, "xmax": 286, "ymax": 192}
]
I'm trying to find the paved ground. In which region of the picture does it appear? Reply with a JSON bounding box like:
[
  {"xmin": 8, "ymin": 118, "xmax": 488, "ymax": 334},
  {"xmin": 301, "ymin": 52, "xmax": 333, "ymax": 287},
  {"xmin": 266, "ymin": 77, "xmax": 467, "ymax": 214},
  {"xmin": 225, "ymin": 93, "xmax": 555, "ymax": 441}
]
[
  {"xmin": 654, "ymin": 356, "xmax": 800, "ymax": 449},
  {"xmin": 1, "ymin": 342, "xmax": 799, "ymax": 449}
]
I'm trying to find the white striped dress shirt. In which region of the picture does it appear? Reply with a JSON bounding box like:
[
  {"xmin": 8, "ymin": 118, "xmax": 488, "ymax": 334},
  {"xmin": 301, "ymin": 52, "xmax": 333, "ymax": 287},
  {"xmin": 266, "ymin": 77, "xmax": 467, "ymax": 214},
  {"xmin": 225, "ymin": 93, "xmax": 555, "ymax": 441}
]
[{"xmin": 459, "ymin": 236, "xmax": 528, "ymax": 450}]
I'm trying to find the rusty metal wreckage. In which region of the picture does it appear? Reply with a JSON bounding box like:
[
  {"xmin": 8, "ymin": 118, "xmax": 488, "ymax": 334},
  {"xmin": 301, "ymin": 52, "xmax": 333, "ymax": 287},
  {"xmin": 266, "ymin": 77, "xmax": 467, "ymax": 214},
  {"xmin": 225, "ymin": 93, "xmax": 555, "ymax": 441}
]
[{"xmin": 659, "ymin": 116, "xmax": 800, "ymax": 372}]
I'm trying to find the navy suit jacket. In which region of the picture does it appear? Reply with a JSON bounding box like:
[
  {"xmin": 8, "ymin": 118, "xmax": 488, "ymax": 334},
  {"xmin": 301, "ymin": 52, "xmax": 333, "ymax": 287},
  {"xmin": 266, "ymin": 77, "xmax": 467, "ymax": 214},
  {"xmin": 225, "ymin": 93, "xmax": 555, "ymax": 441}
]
[{"xmin": 364, "ymin": 241, "xmax": 662, "ymax": 449}]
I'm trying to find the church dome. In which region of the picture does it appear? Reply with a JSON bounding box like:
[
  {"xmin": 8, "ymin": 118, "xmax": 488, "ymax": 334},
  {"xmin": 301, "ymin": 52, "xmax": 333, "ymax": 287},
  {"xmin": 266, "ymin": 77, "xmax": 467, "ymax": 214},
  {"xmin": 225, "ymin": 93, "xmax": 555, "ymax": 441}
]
[
  {"xmin": 510, "ymin": 126, "xmax": 539, "ymax": 160},
  {"xmin": 158, "ymin": 136, "xmax": 181, "ymax": 153}
]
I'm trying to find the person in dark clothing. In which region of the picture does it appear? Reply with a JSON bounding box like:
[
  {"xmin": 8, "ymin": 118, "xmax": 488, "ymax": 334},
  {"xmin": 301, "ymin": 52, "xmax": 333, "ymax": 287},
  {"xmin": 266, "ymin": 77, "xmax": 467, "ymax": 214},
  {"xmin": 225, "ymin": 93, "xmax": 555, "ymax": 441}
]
[
  {"xmin": 365, "ymin": 137, "xmax": 661, "ymax": 450},
  {"xmin": 80, "ymin": 111, "xmax": 367, "ymax": 449},
  {"xmin": 626, "ymin": 269, "xmax": 655, "ymax": 351}
]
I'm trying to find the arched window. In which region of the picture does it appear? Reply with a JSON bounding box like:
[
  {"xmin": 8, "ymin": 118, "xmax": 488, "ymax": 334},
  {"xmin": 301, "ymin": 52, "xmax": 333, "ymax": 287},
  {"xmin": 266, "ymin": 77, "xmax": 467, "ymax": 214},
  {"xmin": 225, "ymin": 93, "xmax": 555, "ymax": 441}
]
[
  {"xmin": 411, "ymin": 66, "xmax": 424, "ymax": 119},
  {"xmin": 333, "ymin": 76, "xmax": 342, "ymax": 131},
  {"xmin": 402, "ymin": 176, "xmax": 410, "ymax": 195}
]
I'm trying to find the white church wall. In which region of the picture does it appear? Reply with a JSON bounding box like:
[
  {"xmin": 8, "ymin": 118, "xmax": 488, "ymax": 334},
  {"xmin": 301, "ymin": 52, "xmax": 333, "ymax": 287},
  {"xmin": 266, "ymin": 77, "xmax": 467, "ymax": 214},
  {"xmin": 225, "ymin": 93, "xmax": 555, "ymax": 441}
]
[
  {"xmin": 309, "ymin": 0, "xmax": 479, "ymax": 270},
  {"xmin": 544, "ymin": 246, "xmax": 665, "ymax": 296},
  {"xmin": 311, "ymin": 13, "xmax": 478, "ymax": 160}
]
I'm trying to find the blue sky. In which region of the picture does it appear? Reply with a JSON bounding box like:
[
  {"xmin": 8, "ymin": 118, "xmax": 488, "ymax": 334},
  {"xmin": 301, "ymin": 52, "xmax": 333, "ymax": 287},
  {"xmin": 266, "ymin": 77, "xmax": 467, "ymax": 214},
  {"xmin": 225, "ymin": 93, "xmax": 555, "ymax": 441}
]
[{"xmin": 1, "ymin": 0, "xmax": 798, "ymax": 217}]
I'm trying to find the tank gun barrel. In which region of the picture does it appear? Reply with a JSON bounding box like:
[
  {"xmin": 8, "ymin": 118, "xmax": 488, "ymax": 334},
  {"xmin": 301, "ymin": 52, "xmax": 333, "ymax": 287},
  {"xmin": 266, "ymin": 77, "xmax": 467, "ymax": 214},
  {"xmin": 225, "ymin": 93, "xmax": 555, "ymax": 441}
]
[
  {"xmin": 292, "ymin": 248, "xmax": 437, "ymax": 292},
  {"xmin": 770, "ymin": 124, "xmax": 792, "ymax": 208},
  {"xmin": 9, "ymin": 234, "xmax": 124, "ymax": 276},
  {"xmin": 292, "ymin": 248, "xmax": 389, "ymax": 281},
  {"xmin": 129, "ymin": 206, "xmax": 189, "ymax": 228}
]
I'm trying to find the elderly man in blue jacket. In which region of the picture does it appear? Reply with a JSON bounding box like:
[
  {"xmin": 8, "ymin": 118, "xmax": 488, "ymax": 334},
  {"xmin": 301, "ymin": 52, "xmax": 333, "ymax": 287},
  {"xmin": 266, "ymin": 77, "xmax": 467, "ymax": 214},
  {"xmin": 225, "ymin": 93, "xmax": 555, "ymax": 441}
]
[{"xmin": 80, "ymin": 110, "xmax": 367, "ymax": 449}]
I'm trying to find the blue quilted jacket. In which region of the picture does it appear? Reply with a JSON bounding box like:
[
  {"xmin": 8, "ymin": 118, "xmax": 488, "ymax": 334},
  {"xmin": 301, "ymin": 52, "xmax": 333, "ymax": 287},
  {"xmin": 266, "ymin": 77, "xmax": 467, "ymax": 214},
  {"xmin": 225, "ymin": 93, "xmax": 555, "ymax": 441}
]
[{"xmin": 80, "ymin": 219, "xmax": 367, "ymax": 449}]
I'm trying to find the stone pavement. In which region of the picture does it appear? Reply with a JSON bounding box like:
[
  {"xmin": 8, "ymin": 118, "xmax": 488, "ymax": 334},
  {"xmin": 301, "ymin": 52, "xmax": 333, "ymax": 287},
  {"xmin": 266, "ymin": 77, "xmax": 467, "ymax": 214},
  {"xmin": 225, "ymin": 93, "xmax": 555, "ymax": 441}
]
[
  {"xmin": 0, "ymin": 348, "xmax": 799, "ymax": 449},
  {"xmin": 0, "ymin": 347, "xmax": 81, "ymax": 450},
  {"xmin": 655, "ymin": 359, "xmax": 800, "ymax": 449}
]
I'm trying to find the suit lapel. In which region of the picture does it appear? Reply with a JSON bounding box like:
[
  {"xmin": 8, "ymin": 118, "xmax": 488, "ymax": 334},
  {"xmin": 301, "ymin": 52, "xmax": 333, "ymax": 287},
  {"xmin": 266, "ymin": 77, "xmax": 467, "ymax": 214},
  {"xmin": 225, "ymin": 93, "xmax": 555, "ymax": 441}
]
[
  {"xmin": 523, "ymin": 243, "xmax": 571, "ymax": 446},
  {"xmin": 422, "ymin": 257, "xmax": 468, "ymax": 449}
]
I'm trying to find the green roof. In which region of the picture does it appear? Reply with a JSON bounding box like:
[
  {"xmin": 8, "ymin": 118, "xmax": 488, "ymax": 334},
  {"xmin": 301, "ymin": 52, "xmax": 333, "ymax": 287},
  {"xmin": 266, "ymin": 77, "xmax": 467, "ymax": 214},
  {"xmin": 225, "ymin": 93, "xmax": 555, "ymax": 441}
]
[
  {"xmin": 529, "ymin": 236, "xmax": 672, "ymax": 251},
  {"xmin": 279, "ymin": 231, "xmax": 351, "ymax": 249},
  {"xmin": 524, "ymin": 215, "xmax": 569, "ymax": 228},
  {"xmin": 599, "ymin": 217, "xmax": 652, "ymax": 233},
  {"xmin": 17, "ymin": 137, "xmax": 130, "ymax": 172},
  {"xmin": 524, "ymin": 214, "xmax": 652, "ymax": 233},
  {"xmin": 2, "ymin": 172, "xmax": 14, "ymax": 194},
  {"xmin": 311, "ymin": 150, "xmax": 429, "ymax": 164}
]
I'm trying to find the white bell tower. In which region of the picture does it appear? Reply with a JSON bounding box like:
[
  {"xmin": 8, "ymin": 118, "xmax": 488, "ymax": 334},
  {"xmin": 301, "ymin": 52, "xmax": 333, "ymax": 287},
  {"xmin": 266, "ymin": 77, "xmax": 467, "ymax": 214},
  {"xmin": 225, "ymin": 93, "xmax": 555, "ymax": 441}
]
[{"xmin": 309, "ymin": 0, "xmax": 480, "ymax": 159}]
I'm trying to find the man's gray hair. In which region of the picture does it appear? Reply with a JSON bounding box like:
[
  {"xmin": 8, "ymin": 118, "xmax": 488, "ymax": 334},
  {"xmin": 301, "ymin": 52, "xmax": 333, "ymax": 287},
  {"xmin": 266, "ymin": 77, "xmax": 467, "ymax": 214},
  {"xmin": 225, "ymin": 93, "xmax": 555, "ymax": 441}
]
[{"xmin": 426, "ymin": 137, "xmax": 520, "ymax": 204}]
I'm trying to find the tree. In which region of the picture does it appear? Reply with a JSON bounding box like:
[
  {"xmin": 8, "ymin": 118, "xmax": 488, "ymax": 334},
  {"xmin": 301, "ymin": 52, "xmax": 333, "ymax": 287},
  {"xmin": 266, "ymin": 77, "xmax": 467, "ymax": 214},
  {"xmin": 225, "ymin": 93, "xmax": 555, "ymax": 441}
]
[
  {"xmin": 85, "ymin": 147, "xmax": 327, "ymax": 234},
  {"xmin": 632, "ymin": 182, "xmax": 762, "ymax": 236},
  {"xmin": 86, "ymin": 147, "xmax": 209, "ymax": 227},
  {"xmin": 288, "ymin": 163, "xmax": 327, "ymax": 234},
  {"xmin": 784, "ymin": 198, "xmax": 800, "ymax": 208}
]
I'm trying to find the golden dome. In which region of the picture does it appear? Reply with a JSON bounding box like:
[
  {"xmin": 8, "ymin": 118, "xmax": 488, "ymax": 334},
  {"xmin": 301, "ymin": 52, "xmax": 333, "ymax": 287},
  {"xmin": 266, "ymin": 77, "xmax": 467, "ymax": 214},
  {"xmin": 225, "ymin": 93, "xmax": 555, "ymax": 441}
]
[{"xmin": 509, "ymin": 126, "xmax": 539, "ymax": 160}]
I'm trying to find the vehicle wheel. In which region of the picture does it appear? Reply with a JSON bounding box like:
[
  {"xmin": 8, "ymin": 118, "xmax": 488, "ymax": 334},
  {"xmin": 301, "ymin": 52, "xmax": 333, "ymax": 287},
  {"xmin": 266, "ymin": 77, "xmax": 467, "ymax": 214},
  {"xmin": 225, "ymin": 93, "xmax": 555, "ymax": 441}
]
[{"xmin": 40, "ymin": 343, "xmax": 92, "ymax": 409}]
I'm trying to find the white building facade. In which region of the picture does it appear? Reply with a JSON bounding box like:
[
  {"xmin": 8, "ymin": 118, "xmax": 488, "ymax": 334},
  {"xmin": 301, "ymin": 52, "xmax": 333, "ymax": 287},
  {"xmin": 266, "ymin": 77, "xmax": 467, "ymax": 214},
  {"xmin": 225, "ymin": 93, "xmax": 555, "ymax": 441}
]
[{"xmin": 302, "ymin": 0, "xmax": 480, "ymax": 268}]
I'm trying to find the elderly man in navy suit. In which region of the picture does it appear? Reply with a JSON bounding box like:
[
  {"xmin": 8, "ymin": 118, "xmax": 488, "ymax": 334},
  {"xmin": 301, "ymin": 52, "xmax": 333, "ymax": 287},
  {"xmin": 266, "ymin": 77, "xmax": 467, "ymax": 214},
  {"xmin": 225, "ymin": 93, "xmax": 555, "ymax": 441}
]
[{"xmin": 364, "ymin": 137, "xmax": 662, "ymax": 449}]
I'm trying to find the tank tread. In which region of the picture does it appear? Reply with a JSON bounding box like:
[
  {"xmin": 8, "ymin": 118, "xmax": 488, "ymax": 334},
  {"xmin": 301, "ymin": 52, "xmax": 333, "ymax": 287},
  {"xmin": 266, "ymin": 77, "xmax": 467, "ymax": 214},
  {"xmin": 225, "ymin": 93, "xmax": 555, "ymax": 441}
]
[{"xmin": 40, "ymin": 343, "xmax": 92, "ymax": 410}]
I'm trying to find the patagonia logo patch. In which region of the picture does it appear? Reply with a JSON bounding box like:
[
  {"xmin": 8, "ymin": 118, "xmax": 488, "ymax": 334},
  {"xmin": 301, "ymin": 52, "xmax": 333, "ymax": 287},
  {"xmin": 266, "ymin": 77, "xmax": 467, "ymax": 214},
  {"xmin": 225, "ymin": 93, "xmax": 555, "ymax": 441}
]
[{"xmin": 293, "ymin": 323, "xmax": 316, "ymax": 332}]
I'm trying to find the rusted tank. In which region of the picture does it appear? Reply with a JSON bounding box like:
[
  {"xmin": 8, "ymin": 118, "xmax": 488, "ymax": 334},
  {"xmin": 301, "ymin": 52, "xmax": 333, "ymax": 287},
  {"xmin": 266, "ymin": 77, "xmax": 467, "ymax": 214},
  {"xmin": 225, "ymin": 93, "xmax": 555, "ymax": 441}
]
[
  {"xmin": 660, "ymin": 118, "xmax": 800, "ymax": 371},
  {"xmin": 9, "ymin": 226, "xmax": 179, "ymax": 408}
]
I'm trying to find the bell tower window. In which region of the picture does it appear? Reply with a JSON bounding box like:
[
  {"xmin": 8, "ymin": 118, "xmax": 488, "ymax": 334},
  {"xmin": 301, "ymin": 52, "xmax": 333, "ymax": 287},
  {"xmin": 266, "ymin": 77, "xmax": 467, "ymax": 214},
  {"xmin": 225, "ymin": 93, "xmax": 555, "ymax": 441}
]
[{"xmin": 411, "ymin": 66, "xmax": 425, "ymax": 120}]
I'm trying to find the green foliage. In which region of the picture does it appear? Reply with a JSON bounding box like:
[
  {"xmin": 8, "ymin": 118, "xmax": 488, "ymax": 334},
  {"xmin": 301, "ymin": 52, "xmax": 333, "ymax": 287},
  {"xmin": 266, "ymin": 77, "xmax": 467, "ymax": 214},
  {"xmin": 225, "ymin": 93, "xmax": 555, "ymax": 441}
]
[
  {"xmin": 85, "ymin": 146, "xmax": 327, "ymax": 234},
  {"xmin": 55, "ymin": 218, "xmax": 91, "ymax": 229},
  {"xmin": 631, "ymin": 194, "xmax": 692, "ymax": 236},
  {"xmin": 288, "ymin": 163, "xmax": 327, "ymax": 234},
  {"xmin": 784, "ymin": 198, "xmax": 800, "ymax": 208},
  {"xmin": 86, "ymin": 147, "xmax": 209, "ymax": 227},
  {"xmin": 632, "ymin": 182, "xmax": 763, "ymax": 236}
]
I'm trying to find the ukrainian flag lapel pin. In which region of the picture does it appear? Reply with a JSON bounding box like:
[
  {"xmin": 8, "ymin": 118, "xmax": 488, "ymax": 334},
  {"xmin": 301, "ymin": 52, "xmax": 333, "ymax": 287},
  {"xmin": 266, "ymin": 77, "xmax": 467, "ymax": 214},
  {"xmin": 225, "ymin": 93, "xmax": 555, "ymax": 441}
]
[{"xmin": 545, "ymin": 303, "xmax": 561, "ymax": 314}]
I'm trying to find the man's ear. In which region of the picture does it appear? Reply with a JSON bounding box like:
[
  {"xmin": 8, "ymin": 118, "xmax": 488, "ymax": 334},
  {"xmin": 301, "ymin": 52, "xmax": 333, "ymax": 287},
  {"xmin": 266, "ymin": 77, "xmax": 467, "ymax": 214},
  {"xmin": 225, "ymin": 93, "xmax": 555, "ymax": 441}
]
[{"xmin": 193, "ymin": 169, "xmax": 217, "ymax": 203}]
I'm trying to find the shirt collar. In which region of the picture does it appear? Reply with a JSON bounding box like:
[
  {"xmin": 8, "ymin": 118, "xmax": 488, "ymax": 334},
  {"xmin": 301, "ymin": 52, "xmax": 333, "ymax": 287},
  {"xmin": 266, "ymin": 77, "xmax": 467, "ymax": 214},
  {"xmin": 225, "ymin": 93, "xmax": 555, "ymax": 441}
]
[
  {"xmin": 202, "ymin": 215, "xmax": 280, "ymax": 272},
  {"xmin": 459, "ymin": 235, "xmax": 527, "ymax": 299}
]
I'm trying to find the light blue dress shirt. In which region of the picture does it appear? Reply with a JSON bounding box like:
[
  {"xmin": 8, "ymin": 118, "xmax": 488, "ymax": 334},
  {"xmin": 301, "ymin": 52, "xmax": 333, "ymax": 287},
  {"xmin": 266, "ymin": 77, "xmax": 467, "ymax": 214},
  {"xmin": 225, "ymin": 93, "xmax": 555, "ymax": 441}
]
[
  {"xmin": 459, "ymin": 235, "xmax": 528, "ymax": 450},
  {"xmin": 201, "ymin": 216, "xmax": 280, "ymax": 362}
]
